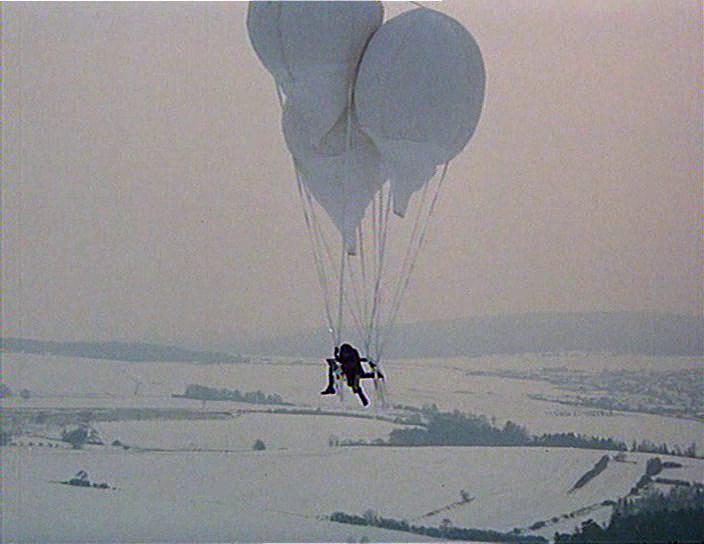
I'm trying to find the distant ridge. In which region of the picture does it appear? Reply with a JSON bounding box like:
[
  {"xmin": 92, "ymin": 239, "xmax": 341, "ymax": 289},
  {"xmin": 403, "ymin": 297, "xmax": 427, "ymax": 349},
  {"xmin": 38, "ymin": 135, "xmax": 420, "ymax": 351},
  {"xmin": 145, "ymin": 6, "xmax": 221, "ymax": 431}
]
[
  {"xmin": 4, "ymin": 312, "xmax": 701, "ymax": 361},
  {"xmin": 0, "ymin": 338, "xmax": 246, "ymax": 364},
  {"xmin": 244, "ymin": 312, "xmax": 704, "ymax": 358}
]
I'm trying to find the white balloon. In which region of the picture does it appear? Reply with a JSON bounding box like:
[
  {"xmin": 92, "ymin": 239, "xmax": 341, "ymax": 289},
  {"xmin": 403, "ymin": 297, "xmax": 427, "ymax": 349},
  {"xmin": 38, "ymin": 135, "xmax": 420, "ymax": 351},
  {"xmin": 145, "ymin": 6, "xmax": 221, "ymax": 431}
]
[
  {"xmin": 247, "ymin": 1, "xmax": 383, "ymax": 145},
  {"xmin": 282, "ymin": 105, "xmax": 384, "ymax": 255},
  {"xmin": 355, "ymin": 8, "xmax": 486, "ymax": 216}
]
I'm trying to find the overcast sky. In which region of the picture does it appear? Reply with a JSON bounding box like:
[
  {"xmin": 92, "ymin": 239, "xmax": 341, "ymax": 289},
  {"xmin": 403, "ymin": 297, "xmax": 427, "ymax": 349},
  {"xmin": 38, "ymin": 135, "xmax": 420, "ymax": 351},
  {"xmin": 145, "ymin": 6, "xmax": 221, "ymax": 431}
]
[{"xmin": 3, "ymin": 1, "xmax": 701, "ymax": 347}]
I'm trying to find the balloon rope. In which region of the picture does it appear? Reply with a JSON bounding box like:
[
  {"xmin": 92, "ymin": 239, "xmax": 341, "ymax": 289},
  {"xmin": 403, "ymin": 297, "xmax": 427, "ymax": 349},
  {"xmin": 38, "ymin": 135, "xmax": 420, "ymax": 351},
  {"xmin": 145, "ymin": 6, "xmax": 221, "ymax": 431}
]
[
  {"xmin": 382, "ymin": 172, "xmax": 435, "ymax": 350},
  {"xmin": 345, "ymin": 248, "xmax": 365, "ymax": 330},
  {"xmin": 275, "ymin": 86, "xmax": 336, "ymax": 344},
  {"xmin": 364, "ymin": 188, "xmax": 381, "ymax": 356},
  {"xmin": 303, "ymin": 185, "xmax": 335, "ymax": 270},
  {"xmin": 373, "ymin": 188, "xmax": 393, "ymax": 359},
  {"xmin": 303, "ymin": 183, "xmax": 366, "ymax": 344},
  {"xmin": 386, "ymin": 177, "xmax": 433, "ymax": 341},
  {"xmin": 335, "ymin": 85, "xmax": 356, "ymax": 347},
  {"xmin": 370, "ymin": 189, "xmax": 379, "ymax": 302},
  {"xmin": 348, "ymin": 226, "xmax": 370, "ymax": 348},
  {"xmin": 358, "ymin": 223, "xmax": 370, "ymax": 332},
  {"xmin": 368, "ymin": 186, "xmax": 392, "ymax": 359},
  {"xmin": 294, "ymin": 169, "xmax": 336, "ymax": 345},
  {"xmin": 335, "ymin": 248, "xmax": 347, "ymax": 346},
  {"xmin": 346, "ymin": 253, "xmax": 370, "ymax": 344},
  {"xmin": 378, "ymin": 162, "xmax": 450, "ymax": 360},
  {"xmin": 277, "ymin": 84, "xmax": 367, "ymax": 348}
]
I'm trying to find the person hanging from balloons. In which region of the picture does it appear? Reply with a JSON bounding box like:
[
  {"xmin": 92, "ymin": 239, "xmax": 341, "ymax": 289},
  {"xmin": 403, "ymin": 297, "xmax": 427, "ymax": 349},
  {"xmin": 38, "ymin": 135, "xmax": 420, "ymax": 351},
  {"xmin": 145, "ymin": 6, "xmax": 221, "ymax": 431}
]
[{"xmin": 321, "ymin": 343, "xmax": 384, "ymax": 406}]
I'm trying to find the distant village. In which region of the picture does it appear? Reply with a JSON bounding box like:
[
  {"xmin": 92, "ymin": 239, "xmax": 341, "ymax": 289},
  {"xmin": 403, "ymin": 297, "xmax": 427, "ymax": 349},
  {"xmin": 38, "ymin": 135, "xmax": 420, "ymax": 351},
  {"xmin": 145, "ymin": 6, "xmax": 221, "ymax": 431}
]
[{"xmin": 466, "ymin": 367, "xmax": 703, "ymax": 422}]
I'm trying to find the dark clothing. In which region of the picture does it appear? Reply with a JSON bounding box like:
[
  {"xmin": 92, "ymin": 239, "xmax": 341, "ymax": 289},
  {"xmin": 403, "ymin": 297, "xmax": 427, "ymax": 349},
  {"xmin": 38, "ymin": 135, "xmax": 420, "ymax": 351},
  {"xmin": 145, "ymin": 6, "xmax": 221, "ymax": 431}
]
[
  {"xmin": 322, "ymin": 344, "xmax": 377, "ymax": 406},
  {"xmin": 338, "ymin": 346, "xmax": 364, "ymax": 377}
]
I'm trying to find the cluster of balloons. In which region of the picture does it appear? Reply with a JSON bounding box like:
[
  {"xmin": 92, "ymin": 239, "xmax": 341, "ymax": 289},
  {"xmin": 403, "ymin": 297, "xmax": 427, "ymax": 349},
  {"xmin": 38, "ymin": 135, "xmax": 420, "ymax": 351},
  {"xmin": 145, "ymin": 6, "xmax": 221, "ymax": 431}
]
[{"xmin": 247, "ymin": 1, "xmax": 485, "ymax": 255}]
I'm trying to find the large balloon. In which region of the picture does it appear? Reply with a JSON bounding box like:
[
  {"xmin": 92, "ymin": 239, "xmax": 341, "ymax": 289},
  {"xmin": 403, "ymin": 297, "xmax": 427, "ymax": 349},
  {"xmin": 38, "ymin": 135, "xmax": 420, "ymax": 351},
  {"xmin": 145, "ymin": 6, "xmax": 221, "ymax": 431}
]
[
  {"xmin": 283, "ymin": 105, "xmax": 384, "ymax": 255},
  {"xmin": 247, "ymin": 1, "xmax": 383, "ymax": 145},
  {"xmin": 355, "ymin": 8, "xmax": 486, "ymax": 216}
]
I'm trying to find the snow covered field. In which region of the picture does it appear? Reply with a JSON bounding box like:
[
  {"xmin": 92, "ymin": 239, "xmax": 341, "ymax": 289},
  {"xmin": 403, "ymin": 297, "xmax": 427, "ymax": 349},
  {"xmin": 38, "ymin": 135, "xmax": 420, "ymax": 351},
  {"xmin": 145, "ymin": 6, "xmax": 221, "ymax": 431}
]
[
  {"xmin": 2, "ymin": 352, "xmax": 703, "ymax": 542},
  {"xmin": 6, "ymin": 352, "xmax": 703, "ymax": 451}
]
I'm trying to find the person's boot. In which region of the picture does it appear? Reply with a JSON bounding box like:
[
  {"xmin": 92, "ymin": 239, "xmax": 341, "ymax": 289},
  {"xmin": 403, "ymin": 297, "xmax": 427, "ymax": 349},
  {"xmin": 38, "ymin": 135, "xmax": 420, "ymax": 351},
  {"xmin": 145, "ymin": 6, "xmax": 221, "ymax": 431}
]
[
  {"xmin": 355, "ymin": 388, "xmax": 369, "ymax": 406},
  {"xmin": 369, "ymin": 362, "xmax": 384, "ymax": 380},
  {"xmin": 320, "ymin": 385, "xmax": 336, "ymax": 395}
]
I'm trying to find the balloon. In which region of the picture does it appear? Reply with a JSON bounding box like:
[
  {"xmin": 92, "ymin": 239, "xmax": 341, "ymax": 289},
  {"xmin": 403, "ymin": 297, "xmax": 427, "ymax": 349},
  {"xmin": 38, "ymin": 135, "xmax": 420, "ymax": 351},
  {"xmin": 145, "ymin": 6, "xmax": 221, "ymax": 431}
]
[
  {"xmin": 282, "ymin": 104, "xmax": 384, "ymax": 255},
  {"xmin": 247, "ymin": 1, "xmax": 383, "ymax": 145},
  {"xmin": 246, "ymin": 2, "xmax": 487, "ymax": 358},
  {"xmin": 355, "ymin": 8, "xmax": 486, "ymax": 216}
]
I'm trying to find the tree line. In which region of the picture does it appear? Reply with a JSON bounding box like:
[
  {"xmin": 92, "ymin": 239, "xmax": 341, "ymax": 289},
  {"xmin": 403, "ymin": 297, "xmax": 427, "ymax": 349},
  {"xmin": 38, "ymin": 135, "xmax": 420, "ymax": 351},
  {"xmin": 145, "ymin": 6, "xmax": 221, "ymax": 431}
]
[
  {"xmin": 328, "ymin": 511, "xmax": 546, "ymax": 543},
  {"xmin": 352, "ymin": 407, "xmax": 700, "ymax": 459},
  {"xmin": 554, "ymin": 486, "xmax": 704, "ymax": 543},
  {"xmin": 173, "ymin": 384, "xmax": 291, "ymax": 405},
  {"xmin": 381, "ymin": 409, "xmax": 628, "ymax": 451}
]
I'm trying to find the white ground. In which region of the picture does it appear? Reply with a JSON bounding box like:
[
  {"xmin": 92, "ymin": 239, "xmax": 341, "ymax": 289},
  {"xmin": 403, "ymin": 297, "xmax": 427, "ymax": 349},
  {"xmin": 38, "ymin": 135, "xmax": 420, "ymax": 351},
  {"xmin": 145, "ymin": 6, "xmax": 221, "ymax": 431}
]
[{"xmin": 2, "ymin": 352, "xmax": 703, "ymax": 543}]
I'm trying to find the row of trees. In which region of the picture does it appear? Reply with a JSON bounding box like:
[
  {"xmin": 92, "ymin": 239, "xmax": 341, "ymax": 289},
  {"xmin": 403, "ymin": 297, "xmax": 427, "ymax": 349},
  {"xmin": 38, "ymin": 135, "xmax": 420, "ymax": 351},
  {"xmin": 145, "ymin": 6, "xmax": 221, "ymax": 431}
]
[
  {"xmin": 175, "ymin": 384, "xmax": 290, "ymax": 405},
  {"xmin": 387, "ymin": 411, "xmax": 531, "ymax": 447},
  {"xmin": 534, "ymin": 432, "xmax": 626, "ymax": 451},
  {"xmin": 630, "ymin": 438, "xmax": 697, "ymax": 458},
  {"xmin": 570, "ymin": 455, "xmax": 610, "ymax": 492},
  {"xmin": 554, "ymin": 486, "xmax": 704, "ymax": 543},
  {"xmin": 329, "ymin": 511, "xmax": 546, "ymax": 543},
  {"xmin": 372, "ymin": 409, "xmax": 700, "ymax": 459},
  {"xmin": 384, "ymin": 410, "xmax": 629, "ymax": 451}
]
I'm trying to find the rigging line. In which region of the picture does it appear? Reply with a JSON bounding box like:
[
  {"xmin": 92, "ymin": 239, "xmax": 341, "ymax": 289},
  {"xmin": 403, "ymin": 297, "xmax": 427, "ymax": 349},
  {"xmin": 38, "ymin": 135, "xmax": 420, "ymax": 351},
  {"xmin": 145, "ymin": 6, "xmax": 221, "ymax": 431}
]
[
  {"xmin": 305, "ymin": 202, "xmax": 337, "ymax": 340},
  {"xmin": 369, "ymin": 187, "xmax": 393, "ymax": 359},
  {"xmin": 376, "ymin": 185, "xmax": 385, "ymax": 271},
  {"xmin": 296, "ymin": 169, "xmax": 335, "ymax": 343},
  {"xmin": 360, "ymin": 231, "xmax": 374, "ymax": 354},
  {"xmin": 383, "ymin": 176, "xmax": 435, "ymax": 344},
  {"xmin": 345, "ymin": 253, "xmax": 370, "ymax": 344},
  {"xmin": 345, "ymin": 252, "xmax": 365, "ymax": 327},
  {"xmin": 371, "ymin": 188, "xmax": 382, "ymax": 308},
  {"xmin": 276, "ymin": 85, "xmax": 334, "ymax": 341},
  {"xmin": 378, "ymin": 181, "xmax": 438, "ymax": 360},
  {"xmin": 17, "ymin": 5, "xmax": 25, "ymax": 341},
  {"xmin": 307, "ymin": 201, "xmax": 365, "ymax": 340},
  {"xmin": 362, "ymin": 196, "xmax": 378, "ymax": 355},
  {"xmin": 295, "ymin": 170, "xmax": 336, "ymax": 343},
  {"xmin": 372, "ymin": 186, "xmax": 393, "ymax": 355},
  {"xmin": 336, "ymin": 88, "xmax": 356, "ymax": 346},
  {"xmin": 365, "ymin": 186, "xmax": 383, "ymax": 353},
  {"xmin": 303, "ymin": 187, "xmax": 365, "ymax": 342},
  {"xmin": 378, "ymin": 162, "xmax": 450, "ymax": 360},
  {"xmin": 303, "ymin": 183, "xmax": 334, "ymax": 270},
  {"xmin": 335, "ymin": 242, "xmax": 347, "ymax": 346},
  {"xmin": 370, "ymin": 190, "xmax": 378, "ymax": 279},
  {"xmin": 385, "ymin": 176, "xmax": 432, "ymax": 346},
  {"xmin": 303, "ymin": 185, "xmax": 367, "ymax": 344},
  {"xmin": 302, "ymin": 188, "xmax": 368, "ymax": 349},
  {"xmin": 379, "ymin": 170, "xmax": 440, "ymax": 356},
  {"xmin": 358, "ymin": 223, "xmax": 370, "ymax": 332},
  {"xmin": 276, "ymin": 83, "xmax": 335, "ymax": 344},
  {"xmin": 365, "ymin": 185, "xmax": 385, "ymax": 353},
  {"xmin": 368, "ymin": 187, "xmax": 386, "ymax": 354}
]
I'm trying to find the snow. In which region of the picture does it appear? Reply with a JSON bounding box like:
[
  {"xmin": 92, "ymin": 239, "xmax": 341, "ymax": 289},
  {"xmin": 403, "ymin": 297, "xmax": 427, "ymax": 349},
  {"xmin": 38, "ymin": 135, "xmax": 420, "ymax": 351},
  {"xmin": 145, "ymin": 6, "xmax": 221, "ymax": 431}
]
[
  {"xmin": 97, "ymin": 413, "xmax": 402, "ymax": 452},
  {"xmin": 2, "ymin": 351, "xmax": 702, "ymax": 542}
]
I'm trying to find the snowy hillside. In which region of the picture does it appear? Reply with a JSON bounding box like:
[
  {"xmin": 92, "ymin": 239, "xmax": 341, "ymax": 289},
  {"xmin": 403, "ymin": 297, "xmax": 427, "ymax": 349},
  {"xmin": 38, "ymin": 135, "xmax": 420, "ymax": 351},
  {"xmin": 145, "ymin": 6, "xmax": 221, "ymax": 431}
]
[{"xmin": 2, "ymin": 351, "xmax": 702, "ymax": 542}]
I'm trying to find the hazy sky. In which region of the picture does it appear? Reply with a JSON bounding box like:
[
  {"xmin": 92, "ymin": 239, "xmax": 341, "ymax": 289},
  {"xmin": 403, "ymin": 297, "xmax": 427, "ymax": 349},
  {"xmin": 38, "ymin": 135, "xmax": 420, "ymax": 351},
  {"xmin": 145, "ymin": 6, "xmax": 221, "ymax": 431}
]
[{"xmin": 3, "ymin": 1, "xmax": 701, "ymax": 347}]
